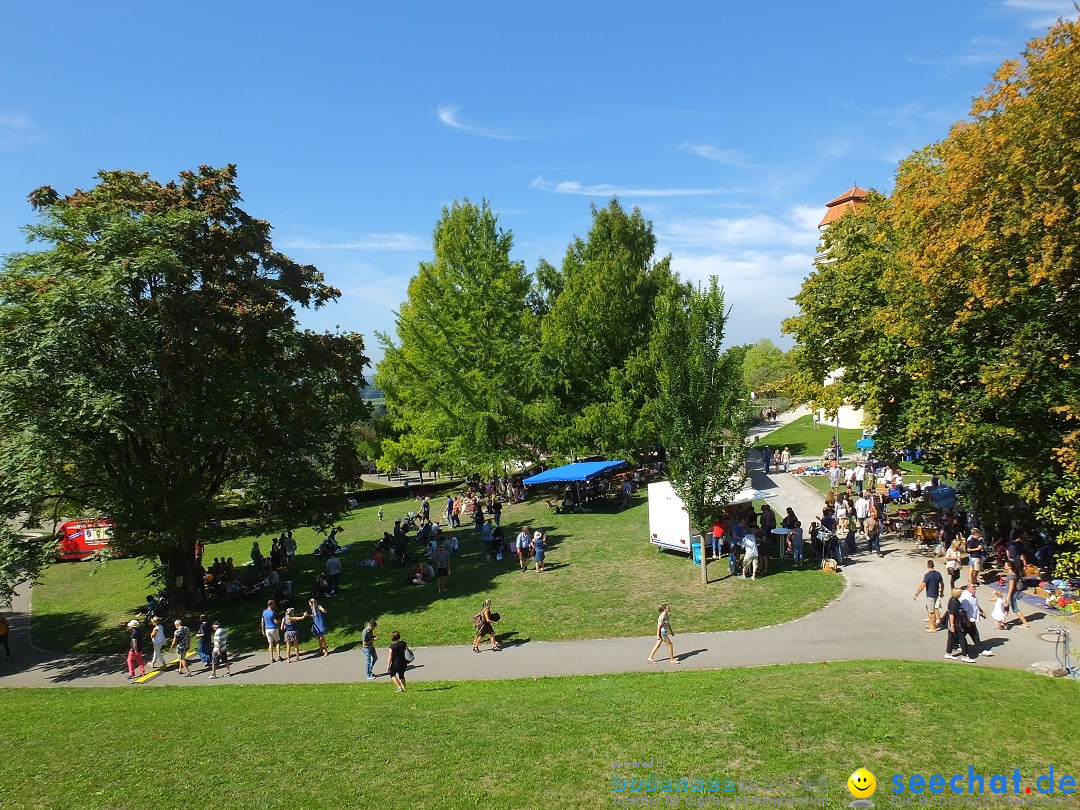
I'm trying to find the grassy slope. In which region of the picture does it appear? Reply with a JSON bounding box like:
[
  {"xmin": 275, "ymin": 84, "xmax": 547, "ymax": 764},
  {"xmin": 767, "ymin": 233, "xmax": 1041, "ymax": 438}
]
[
  {"xmin": 32, "ymin": 492, "xmax": 844, "ymax": 654},
  {"xmin": 1, "ymin": 662, "xmax": 1075, "ymax": 810},
  {"xmin": 758, "ymin": 414, "xmax": 865, "ymax": 458}
]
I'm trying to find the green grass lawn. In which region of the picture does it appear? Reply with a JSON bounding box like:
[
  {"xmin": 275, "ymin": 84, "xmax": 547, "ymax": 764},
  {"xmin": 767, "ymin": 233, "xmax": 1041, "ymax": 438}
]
[
  {"xmin": 32, "ymin": 490, "xmax": 844, "ymax": 654},
  {"xmin": 759, "ymin": 414, "xmax": 865, "ymax": 458},
  {"xmin": 1, "ymin": 662, "xmax": 1075, "ymax": 810}
]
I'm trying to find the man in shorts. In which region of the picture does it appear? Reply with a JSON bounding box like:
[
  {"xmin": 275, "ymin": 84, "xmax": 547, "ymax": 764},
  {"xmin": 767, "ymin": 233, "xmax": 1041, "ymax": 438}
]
[
  {"xmin": 966, "ymin": 527, "xmax": 985, "ymax": 586},
  {"xmin": 209, "ymin": 619, "xmax": 232, "ymax": 678},
  {"xmin": 261, "ymin": 599, "xmax": 283, "ymax": 662},
  {"xmin": 913, "ymin": 560, "xmax": 945, "ymax": 632}
]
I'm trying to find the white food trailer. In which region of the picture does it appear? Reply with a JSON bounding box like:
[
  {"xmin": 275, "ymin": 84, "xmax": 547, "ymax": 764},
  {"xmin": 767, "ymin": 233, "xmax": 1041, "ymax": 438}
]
[{"xmin": 647, "ymin": 479, "xmax": 775, "ymax": 555}]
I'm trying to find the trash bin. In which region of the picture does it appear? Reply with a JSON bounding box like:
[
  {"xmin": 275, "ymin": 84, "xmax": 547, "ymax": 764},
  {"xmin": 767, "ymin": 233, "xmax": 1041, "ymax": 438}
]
[{"xmin": 691, "ymin": 541, "xmax": 702, "ymax": 566}]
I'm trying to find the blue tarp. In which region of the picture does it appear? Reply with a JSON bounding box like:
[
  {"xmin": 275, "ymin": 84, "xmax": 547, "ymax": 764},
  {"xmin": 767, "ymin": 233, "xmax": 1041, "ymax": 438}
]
[{"xmin": 523, "ymin": 460, "xmax": 626, "ymax": 485}]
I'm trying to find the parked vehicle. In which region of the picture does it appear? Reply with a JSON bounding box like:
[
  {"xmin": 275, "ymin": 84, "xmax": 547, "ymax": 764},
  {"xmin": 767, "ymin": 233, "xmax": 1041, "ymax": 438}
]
[
  {"xmin": 56, "ymin": 519, "xmax": 114, "ymax": 561},
  {"xmin": 647, "ymin": 480, "xmax": 774, "ymax": 555}
]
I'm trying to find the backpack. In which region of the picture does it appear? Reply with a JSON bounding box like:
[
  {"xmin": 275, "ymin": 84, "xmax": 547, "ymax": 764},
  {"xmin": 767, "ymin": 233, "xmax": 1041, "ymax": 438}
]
[{"xmin": 473, "ymin": 612, "xmax": 484, "ymax": 629}]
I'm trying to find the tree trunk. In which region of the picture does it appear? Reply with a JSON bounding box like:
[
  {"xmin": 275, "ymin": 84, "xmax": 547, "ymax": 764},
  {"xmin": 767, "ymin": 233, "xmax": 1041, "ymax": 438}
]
[{"xmin": 160, "ymin": 531, "xmax": 200, "ymax": 614}]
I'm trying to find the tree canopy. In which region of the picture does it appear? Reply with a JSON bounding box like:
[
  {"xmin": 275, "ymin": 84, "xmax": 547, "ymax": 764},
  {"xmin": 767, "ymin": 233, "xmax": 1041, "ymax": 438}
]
[
  {"xmin": 0, "ymin": 165, "xmax": 370, "ymax": 606},
  {"xmin": 657, "ymin": 278, "xmax": 750, "ymax": 541},
  {"xmin": 784, "ymin": 16, "xmax": 1080, "ymax": 541},
  {"xmin": 375, "ymin": 199, "xmax": 541, "ymax": 474}
]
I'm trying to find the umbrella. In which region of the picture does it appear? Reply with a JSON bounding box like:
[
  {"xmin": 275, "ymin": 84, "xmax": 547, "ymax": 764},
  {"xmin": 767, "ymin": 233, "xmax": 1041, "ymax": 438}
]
[{"xmin": 855, "ymin": 438, "xmax": 875, "ymax": 450}]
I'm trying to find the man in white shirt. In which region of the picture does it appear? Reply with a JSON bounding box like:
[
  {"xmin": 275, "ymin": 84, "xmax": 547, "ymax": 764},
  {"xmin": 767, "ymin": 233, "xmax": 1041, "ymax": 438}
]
[
  {"xmin": 854, "ymin": 494, "xmax": 871, "ymax": 532},
  {"xmin": 516, "ymin": 526, "xmax": 531, "ymax": 573},
  {"xmin": 854, "ymin": 463, "xmax": 866, "ymax": 495},
  {"xmin": 741, "ymin": 530, "xmax": 759, "ymax": 580},
  {"xmin": 958, "ymin": 583, "xmax": 994, "ymax": 657}
]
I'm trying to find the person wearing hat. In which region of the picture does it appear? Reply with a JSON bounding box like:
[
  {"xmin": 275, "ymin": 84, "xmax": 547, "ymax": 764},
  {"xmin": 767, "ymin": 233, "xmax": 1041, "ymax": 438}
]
[
  {"xmin": 125, "ymin": 619, "xmax": 146, "ymax": 679},
  {"xmin": 208, "ymin": 619, "xmax": 232, "ymax": 678},
  {"xmin": 532, "ymin": 530, "xmax": 546, "ymax": 573}
]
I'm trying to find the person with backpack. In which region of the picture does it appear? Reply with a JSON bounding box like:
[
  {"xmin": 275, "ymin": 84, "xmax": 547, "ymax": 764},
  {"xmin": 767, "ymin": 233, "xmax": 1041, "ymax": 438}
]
[
  {"xmin": 472, "ymin": 598, "xmax": 500, "ymax": 652},
  {"xmin": 386, "ymin": 630, "xmax": 409, "ymax": 693}
]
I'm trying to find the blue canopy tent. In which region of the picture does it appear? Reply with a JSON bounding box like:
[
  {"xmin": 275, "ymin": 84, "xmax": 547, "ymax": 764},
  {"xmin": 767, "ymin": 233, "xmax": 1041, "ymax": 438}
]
[
  {"xmin": 523, "ymin": 460, "xmax": 628, "ymax": 511},
  {"xmin": 855, "ymin": 438, "xmax": 875, "ymax": 451},
  {"xmin": 522, "ymin": 460, "xmax": 626, "ymax": 485}
]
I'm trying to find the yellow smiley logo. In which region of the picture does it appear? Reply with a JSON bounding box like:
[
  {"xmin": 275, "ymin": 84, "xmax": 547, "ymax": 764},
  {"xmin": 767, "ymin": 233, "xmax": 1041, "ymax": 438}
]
[{"xmin": 847, "ymin": 768, "xmax": 877, "ymax": 798}]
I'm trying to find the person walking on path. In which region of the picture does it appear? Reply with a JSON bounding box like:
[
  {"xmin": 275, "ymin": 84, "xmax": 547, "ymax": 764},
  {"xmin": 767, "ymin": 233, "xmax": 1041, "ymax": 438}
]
[
  {"xmin": 261, "ymin": 599, "xmax": 283, "ymax": 662},
  {"xmin": 148, "ymin": 616, "xmax": 166, "ymax": 670},
  {"xmin": 472, "ymin": 598, "xmax": 501, "ymax": 652},
  {"xmin": 1003, "ymin": 561, "xmax": 1031, "ymax": 630},
  {"xmin": 959, "ymin": 583, "xmax": 994, "ymax": 657},
  {"xmin": 125, "ymin": 619, "xmax": 146, "ymax": 679},
  {"xmin": 647, "ymin": 604, "xmax": 679, "ymax": 664},
  {"xmin": 387, "ymin": 630, "xmax": 409, "ymax": 692},
  {"xmin": 914, "ymin": 560, "xmax": 945, "ymax": 632},
  {"xmin": 966, "ymin": 528, "xmax": 986, "ymax": 586},
  {"xmin": 945, "ymin": 539, "xmax": 964, "ymax": 591},
  {"xmin": 780, "ymin": 447, "xmax": 791, "ymax": 473},
  {"xmin": 361, "ymin": 620, "xmax": 378, "ymax": 679},
  {"xmin": 169, "ymin": 619, "xmax": 193, "ymax": 677},
  {"xmin": 944, "ymin": 588, "xmax": 976, "ymax": 662},
  {"xmin": 308, "ymin": 597, "xmax": 330, "ymax": 656},
  {"xmin": 208, "ymin": 619, "xmax": 232, "ymax": 678},
  {"xmin": 195, "ymin": 614, "xmax": 213, "ymax": 670}
]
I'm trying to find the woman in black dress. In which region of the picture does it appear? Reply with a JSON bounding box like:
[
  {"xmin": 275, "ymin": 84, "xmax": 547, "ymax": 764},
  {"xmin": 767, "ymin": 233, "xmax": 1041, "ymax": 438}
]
[{"xmin": 387, "ymin": 631, "xmax": 409, "ymax": 693}]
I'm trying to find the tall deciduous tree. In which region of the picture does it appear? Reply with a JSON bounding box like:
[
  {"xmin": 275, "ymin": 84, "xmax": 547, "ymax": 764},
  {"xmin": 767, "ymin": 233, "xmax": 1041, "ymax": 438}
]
[
  {"xmin": 741, "ymin": 338, "xmax": 794, "ymax": 399},
  {"xmin": 539, "ymin": 199, "xmax": 686, "ymax": 457},
  {"xmin": 784, "ymin": 16, "xmax": 1080, "ymax": 526},
  {"xmin": 0, "ymin": 166, "xmax": 370, "ymax": 608},
  {"xmin": 376, "ymin": 199, "xmax": 541, "ymax": 473},
  {"xmin": 656, "ymin": 278, "xmax": 750, "ymax": 582}
]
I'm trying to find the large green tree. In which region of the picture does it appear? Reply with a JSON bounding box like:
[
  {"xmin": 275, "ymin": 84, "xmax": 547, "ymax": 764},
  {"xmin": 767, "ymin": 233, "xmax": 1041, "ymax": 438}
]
[
  {"xmin": 785, "ymin": 16, "xmax": 1080, "ymax": 532},
  {"xmin": 376, "ymin": 199, "xmax": 541, "ymax": 473},
  {"xmin": 0, "ymin": 166, "xmax": 370, "ymax": 607},
  {"xmin": 741, "ymin": 338, "xmax": 794, "ymax": 399},
  {"xmin": 656, "ymin": 277, "xmax": 750, "ymax": 582},
  {"xmin": 538, "ymin": 199, "xmax": 686, "ymax": 457}
]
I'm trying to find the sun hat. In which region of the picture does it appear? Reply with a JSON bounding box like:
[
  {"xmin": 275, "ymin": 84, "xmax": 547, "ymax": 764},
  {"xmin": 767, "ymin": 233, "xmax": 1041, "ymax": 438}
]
[
  {"xmin": 127, "ymin": 619, "xmax": 140, "ymax": 629},
  {"xmin": 533, "ymin": 531, "xmax": 543, "ymax": 541}
]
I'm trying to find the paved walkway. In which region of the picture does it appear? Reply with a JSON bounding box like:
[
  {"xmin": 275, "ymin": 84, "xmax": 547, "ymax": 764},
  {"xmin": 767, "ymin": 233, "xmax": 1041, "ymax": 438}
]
[{"xmin": 1, "ymin": 412, "xmax": 1072, "ymax": 688}]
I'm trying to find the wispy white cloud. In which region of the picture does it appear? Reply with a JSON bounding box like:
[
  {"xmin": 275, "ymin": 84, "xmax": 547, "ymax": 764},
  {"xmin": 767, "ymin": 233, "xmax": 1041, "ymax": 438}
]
[
  {"xmin": 657, "ymin": 206, "xmax": 821, "ymax": 251},
  {"xmin": 436, "ymin": 104, "xmax": 520, "ymax": 141},
  {"xmin": 531, "ymin": 176, "xmax": 723, "ymax": 198},
  {"xmin": 679, "ymin": 142, "xmax": 748, "ymax": 168},
  {"xmin": 280, "ymin": 233, "xmax": 427, "ymax": 251},
  {"xmin": 1001, "ymin": 0, "xmax": 1076, "ymax": 27},
  {"xmin": 0, "ymin": 112, "xmax": 42, "ymax": 150}
]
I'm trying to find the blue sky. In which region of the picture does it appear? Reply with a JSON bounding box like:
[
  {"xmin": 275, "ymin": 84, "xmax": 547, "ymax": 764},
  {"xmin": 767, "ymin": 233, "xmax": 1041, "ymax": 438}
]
[{"xmin": 1, "ymin": 1, "xmax": 1075, "ymax": 365}]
